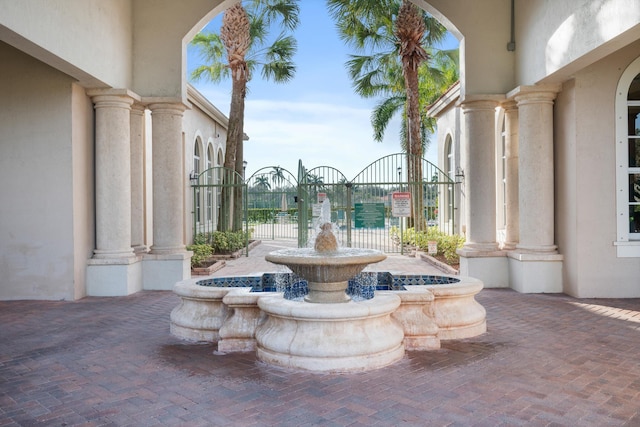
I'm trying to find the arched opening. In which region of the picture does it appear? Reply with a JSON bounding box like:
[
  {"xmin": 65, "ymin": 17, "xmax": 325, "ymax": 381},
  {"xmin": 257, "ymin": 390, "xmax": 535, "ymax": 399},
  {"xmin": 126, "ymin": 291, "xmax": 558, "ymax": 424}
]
[
  {"xmin": 615, "ymin": 56, "xmax": 640, "ymax": 256},
  {"xmin": 193, "ymin": 137, "xmax": 203, "ymax": 227}
]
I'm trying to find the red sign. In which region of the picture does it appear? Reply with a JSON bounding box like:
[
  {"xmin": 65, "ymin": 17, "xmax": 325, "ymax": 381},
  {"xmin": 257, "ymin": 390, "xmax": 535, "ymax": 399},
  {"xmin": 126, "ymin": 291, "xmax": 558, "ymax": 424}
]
[{"xmin": 392, "ymin": 192, "xmax": 411, "ymax": 217}]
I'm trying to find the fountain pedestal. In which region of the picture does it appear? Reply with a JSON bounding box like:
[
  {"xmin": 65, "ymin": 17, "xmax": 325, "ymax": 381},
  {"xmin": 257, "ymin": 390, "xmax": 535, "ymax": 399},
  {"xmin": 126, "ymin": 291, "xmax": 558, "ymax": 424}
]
[
  {"xmin": 256, "ymin": 293, "xmax": 405, "ymax": 372},
  {"xmin": 265, "ymin": 247, "xmax": 387, "ymax": 304}
]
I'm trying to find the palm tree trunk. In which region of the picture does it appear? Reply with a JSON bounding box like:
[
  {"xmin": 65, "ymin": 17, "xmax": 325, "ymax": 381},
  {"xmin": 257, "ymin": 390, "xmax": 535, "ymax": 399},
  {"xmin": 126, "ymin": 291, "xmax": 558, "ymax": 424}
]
[
  {"xmin": 220, "ymin": 77, "xmax": 246, "ymax": 232},
  {"xmin": 233, "ymin": 102, "xmax": 245, "ymax": 231},
  {"xmin": 404, "ymin": 65, "xmax": 425, "ymax": 231}
]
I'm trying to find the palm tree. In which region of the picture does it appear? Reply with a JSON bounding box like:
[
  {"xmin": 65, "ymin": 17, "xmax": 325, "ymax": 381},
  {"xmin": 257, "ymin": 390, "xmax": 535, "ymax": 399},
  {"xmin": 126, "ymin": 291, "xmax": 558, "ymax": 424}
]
[
  {"xmin": 255, "ymin": 175, "xmax": 271, "ymax": 190},
  {"xmin": 190, "ymin": 0, "xmax": 299, "ymax": 231},
  {"xmin": 307, "ymin": 174, "xmax": 325, "ymax": 195},
  {"xmin": 270, "ymin": 166, "xmax": 286, "ymax": 189},
  {"xmin": 327, "ymin": 0, "xmax": 456, "ymax": 229}
]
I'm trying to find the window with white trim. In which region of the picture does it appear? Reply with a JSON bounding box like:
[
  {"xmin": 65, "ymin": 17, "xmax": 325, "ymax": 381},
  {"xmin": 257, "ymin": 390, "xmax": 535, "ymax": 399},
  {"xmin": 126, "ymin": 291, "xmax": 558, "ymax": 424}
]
[
  {"xmin": 615, "ymin": 57, "xmax": 640, "ymax": 256},
  {"xmin": 194, "ymin": 139, "xmax": 202, "ymax": 225},
  {"xmin": 445, "ymin": 135, "xmax": 453, "ymax": 229},
  {"xmin": 206, "ymin": 144, "xmax": 214, "ymax": 224}
]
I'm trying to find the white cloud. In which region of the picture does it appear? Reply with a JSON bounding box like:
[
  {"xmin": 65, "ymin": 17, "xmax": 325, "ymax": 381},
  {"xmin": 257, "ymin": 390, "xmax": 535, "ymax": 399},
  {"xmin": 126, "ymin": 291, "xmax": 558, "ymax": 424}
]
[{"xmin": 242, "ymin": 98, "xmax": 401, "ymax": 179}]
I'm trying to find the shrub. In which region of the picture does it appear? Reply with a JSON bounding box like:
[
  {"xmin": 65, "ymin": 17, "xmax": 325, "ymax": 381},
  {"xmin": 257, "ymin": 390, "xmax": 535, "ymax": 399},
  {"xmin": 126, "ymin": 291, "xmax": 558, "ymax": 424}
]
[
  {"xmin": 186, "ymin": 244, "xmax": 213, "ymax": 268},
  {"xmin": 193, "ymin": 232, "xmax": 212, "ymax": 245},
  {"xmin": 211, "ymin": 230, "xmax": 247, "ymax": 253},
  {"xmin": 389, "ymin": 226, "xmax": 465, "ymax": 265}
]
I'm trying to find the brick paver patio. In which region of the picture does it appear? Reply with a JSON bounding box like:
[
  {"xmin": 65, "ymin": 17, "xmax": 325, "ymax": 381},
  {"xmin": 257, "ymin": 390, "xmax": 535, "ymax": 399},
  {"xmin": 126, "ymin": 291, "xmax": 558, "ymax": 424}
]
[{"xmin": 1, "ymin": 241, "xmax": 639, "ymax": 426}]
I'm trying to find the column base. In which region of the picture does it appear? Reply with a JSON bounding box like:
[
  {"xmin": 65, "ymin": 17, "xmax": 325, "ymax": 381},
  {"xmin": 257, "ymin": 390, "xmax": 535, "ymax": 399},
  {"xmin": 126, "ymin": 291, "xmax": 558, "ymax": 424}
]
[
  {"xmin": 143, "ymin": 252, "xmax": 191, "ymax": 290},
  {"xmin": 507, "ymin": 251, "xmax": 563, "ymax": 293},
  {"xmin": 457, "ymin": 248, "xmax": 508, "ymax": 288},
  {"xmin": 86, "ymin": 256, "xmax": 142, "ymax": 296},
  {"xmin": 133, "ymin": 245, "xmax": 148, "ymax": 254}
]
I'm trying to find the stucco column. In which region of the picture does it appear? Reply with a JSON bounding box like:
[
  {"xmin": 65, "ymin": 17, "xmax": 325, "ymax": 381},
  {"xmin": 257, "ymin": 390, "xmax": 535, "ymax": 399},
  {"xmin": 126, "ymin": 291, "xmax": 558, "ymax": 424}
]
[
  {"xmin": 148, "ymin": 102, "xmax": 187, "ymax": 254},
  {"xmin": 130, "ymin": 103, "xmax": 147, "ymax": 253},
  {"xmin": 460, "ymin": 96, "xmax": 503, "ymax": 251},
  {"xmin": 90, "ymin": 92, "xmax": 136, "ymax": 259},
  {"xmin": 513, "ymin": 86, "xmax": 561, "ymax": 253},
  {"xmin": 502, "ymin": 100, "xmax": 519, "ymax": 250}
]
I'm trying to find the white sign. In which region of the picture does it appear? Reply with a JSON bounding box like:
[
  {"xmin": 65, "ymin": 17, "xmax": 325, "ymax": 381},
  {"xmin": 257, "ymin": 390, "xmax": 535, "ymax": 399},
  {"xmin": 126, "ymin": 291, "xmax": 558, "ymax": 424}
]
[
  {"xmin": 317, "ymin": 192, "xmax": 327, "ymax": 203},
  {"xmin": 428, "ymin": 241, "xmax": 438, "ymax": 255},
  {"xmin": 392, "ymin": 192, "xmax": 411, "ymax": 217},
  {"xmin": 312, "ymin": 203, "xmax": 323, "ymax": 217}
]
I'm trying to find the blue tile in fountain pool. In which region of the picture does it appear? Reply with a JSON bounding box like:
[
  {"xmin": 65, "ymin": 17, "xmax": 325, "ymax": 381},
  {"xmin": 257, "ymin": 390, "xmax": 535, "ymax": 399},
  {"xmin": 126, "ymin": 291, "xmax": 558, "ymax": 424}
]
[
  {"xmin": 392, "ymin": 275, "xmax": 460, "ymax": 287},
  {"xmin": 197, "ymin": 272, "xmax": 456, "ymax": 300},
  {"xmin": 197, "ymin": 276, "xmax": 260, "ymax": 288}
]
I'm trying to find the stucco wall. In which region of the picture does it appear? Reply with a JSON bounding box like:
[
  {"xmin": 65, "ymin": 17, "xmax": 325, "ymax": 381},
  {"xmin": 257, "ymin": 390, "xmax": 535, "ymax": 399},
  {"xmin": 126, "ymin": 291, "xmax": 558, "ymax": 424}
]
[
  {"xmin": 555, "ymin": 39, "xmax": 640, "ymax": 297},
  {"xmin": 182, "ymin": 94, "xmax": 228, "ymax": 243},
  {"xmin": 71, "ymin": 83, "xmax": 96, "ymax": 300},
  {"xmin": 434, "ymin": 100, "xmax": 463, "ymax": 235},
  {"xmin": 555, "ymin": 79, "xmax": 579, "ymax": 296},
  {"xmin": 0, "ymin": 42, "xmax": 82, "ymax": 300},
  {"xmin": 420, "ymin": 0, "xmax": 514, "ymax": 95},
  {"xmin": 0, "ymin": 0, "xmax": 133, "ymax": 89},
  {"xmin": 516, "ymin": 0, "xmax": 640, "ymax": 86}
]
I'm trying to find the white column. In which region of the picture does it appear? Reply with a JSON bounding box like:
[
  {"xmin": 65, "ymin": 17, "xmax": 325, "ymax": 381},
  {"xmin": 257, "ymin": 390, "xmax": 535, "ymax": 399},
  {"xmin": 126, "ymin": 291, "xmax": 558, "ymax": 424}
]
[
  {"xmin": 502, "ymin": 100, "xmax": 519, "ymax": 250},
  {"xmin": 142, "ymin": 101, "xmax": 191, "ymax": 291},
  {"xmin": 513, "ymin": 86, "xmax": 560, "ymax": 253},
  {"xmin": 130, "ymin": 103, "xmax": 147, "ymax": 253},
  {"xmin": 148, "ymin": 102, "xmax": 187, "ymax": 254},
  {"xmin": 91, "ymin": 92, "xmax": 135, "ymax": 259},
  {"xmin": 506, "ymin": 84, "xmax": 563, "ymax": 294},
  {"xmin": 460, "ymin": 97, "xmax": 502, "ymax": 251},
  {"xmin": 86, "ymin": 89, "xmax": 143, "ymax": 297},
  {"xmin": 457, "ymin": 96, "xmax": 509, "ymax": 288}
]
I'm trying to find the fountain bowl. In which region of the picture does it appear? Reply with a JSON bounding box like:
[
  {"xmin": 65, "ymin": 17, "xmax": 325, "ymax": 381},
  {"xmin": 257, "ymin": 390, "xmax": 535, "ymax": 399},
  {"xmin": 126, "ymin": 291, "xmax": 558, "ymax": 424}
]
[{"xmin": 265, "ymin": 247, "xmax": 387, "ymax": 303}]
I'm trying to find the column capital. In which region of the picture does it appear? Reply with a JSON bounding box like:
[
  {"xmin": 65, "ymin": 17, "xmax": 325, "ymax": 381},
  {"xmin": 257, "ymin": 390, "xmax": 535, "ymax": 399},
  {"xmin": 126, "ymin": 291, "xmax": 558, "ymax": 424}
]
[
  {"xmin": 507, "ymin": 84, "xmax": 561, "ymax": 105},
  {"xmin": 87, "ymin": 88, "xmax": 141, "ymax": 105},
  {"xmin": 460, "ymin": 94, "xmax": 504, "ymax": 112},
  {"xmin": 144, "ymin": 98, "xmax": 189, "ymax": 113},
  {"xmin": 130, "ymin": 102, "xmax": 146, "ymax": 115},
  {"xmin": 501, "ymin": 99, "xmax": 518, "ymax": 110}
]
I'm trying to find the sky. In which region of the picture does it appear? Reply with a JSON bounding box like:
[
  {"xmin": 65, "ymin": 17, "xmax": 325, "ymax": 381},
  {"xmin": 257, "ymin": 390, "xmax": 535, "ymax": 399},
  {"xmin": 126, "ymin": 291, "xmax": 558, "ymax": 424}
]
[{"xmin": 186, "ymin": 1, "xmax": 459, "ymax": 180}]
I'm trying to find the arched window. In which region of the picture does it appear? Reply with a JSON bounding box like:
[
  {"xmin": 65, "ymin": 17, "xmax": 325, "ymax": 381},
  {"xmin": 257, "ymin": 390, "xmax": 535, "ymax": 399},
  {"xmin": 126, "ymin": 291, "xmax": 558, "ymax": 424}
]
[
  {"xmin": 499, "ymin": 112, "xmax": 507, "ymax": 230},
  {"xmin": 615, "ymin": 57, "xmax": 640, "ymax": 256},
  {"xmin": 206, "ymin": 144, "xmax": 214, "ymax": 224},
  {"xmin": 445, "ymin": 135, "xmax": 454, "ymax": 229},
  {"xmin": 194, "ymin": 139, "xmax": 202, "ymax": 225}
]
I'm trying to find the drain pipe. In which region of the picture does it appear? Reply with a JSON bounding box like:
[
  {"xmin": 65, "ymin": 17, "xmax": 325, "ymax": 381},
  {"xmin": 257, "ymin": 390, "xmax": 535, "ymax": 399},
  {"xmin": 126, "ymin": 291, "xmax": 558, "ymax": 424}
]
[{"xmin": 507, "ymin": 0, "xmax": 516, "ymax": 51}]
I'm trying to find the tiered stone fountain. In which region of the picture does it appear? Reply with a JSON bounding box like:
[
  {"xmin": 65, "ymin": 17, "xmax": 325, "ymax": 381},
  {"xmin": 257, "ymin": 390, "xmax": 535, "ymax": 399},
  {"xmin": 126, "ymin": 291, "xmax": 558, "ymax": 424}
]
[
  {"xmin": 258, "ymin": 206, "xmax": 404, "ymax": 372},
  {"xmin": 170, "ymin": 199, "xmax": 487, "ymax": 373}
]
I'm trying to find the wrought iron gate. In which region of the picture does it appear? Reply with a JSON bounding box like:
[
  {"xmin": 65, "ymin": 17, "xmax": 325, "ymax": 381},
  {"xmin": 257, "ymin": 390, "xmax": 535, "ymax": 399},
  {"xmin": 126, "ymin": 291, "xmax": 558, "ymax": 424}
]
[
  {"xmin": 194, "ymin": 153, "xmax": 456, "ymax": 254},
  {"xmin": 190, "ymin": 166, "xmax": 248, "ymax": 252}
]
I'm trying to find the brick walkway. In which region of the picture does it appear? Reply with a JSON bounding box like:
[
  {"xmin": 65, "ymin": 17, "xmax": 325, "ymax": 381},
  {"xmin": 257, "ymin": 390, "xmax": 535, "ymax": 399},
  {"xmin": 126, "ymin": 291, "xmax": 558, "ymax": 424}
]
[{"xmin": 1, "ymin": 242, "xmax": 640, "ymax": 426}]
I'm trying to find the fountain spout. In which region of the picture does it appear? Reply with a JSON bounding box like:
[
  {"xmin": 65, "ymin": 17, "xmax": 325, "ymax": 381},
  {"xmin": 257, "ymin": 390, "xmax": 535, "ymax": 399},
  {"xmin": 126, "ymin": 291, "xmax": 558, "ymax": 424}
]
[{"xmin": 314, "ymin": 222, "xmax": 338, "ymax": 252}]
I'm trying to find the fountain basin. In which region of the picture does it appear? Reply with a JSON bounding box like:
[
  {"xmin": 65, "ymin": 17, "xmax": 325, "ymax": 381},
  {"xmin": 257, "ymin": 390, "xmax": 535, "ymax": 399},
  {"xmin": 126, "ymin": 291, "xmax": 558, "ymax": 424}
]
[
  {"xmin": 256, "ymin": 293, "xmax": 405, "ymax": 372},
  {"xmin": 265, "ymin": 248, "xmax": 386, "ymax": 303},
  {"xmin": 170, "ymin": 281, "xmax": 232, "ymax": 342},
  {"xmin": 170, "ymin": 272, "xmax": 486, "ymax": 358}
]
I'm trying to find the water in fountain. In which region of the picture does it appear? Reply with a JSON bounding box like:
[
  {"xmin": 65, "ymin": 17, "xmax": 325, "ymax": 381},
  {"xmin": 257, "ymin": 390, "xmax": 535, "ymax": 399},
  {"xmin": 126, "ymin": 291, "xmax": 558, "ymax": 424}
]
[
  {"xmin": 308, "ymin": 198, "xmax": 339, "ymax": 251},
  {"xmin": 265, "ymin": 197, "xmax": 387, "ymax": 304},
  {"xmin": 348, "ymin": 271, "xmax": 378, "ymax": 301},
  {"xmin": 274, "ymin": 267, "xmax": 307, "ymax": 300}
]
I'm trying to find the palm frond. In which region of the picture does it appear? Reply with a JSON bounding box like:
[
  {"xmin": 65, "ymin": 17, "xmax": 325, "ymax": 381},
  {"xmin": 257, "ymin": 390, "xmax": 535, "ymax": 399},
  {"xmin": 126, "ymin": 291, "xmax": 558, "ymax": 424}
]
[{"xmin": 371, "ymin": 95, "xmax": 405, "ymax": 142}]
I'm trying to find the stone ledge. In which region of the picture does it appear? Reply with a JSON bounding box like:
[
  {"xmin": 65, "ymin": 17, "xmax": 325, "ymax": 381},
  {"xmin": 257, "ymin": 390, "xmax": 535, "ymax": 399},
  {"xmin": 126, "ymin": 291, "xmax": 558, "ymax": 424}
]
[
  {"xmin": 415, "ymin": 251, "xmax": 459, "ymax": 275},
  {"xmin": 191, "ymin": 260, "xmax": 226, "ymax": 276},
  {"xmin": 209, "ymin": 240, "xmax": 262, "ymax": 260},
  {"xmin": 457, "ymin": 248, "xmax": 507, "ymax": 258},
  {"xmin": 507, "ymin": 251, "xmax": 564, "ymax": 262}
]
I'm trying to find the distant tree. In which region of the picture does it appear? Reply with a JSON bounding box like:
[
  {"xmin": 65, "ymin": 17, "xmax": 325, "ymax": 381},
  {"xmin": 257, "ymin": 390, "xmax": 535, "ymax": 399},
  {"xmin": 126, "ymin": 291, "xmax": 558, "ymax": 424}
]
[
  {"xmin": 270, "ymin": 166, "xmax": 286, "ymax": 188},
  {"xmin": 307, "ymin": 174, "xmax": 325, "ymax": 195},
  {"xmin": 255, "ymin": 175, "xmax": 271, "ymax": 190},
  {"xmin": 190, "ymin": 0, "xmax": 300, "ymax": 231},
  {"xmin": 327, "ymin": 0, "xmax": 457, "ymax": 229}
]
